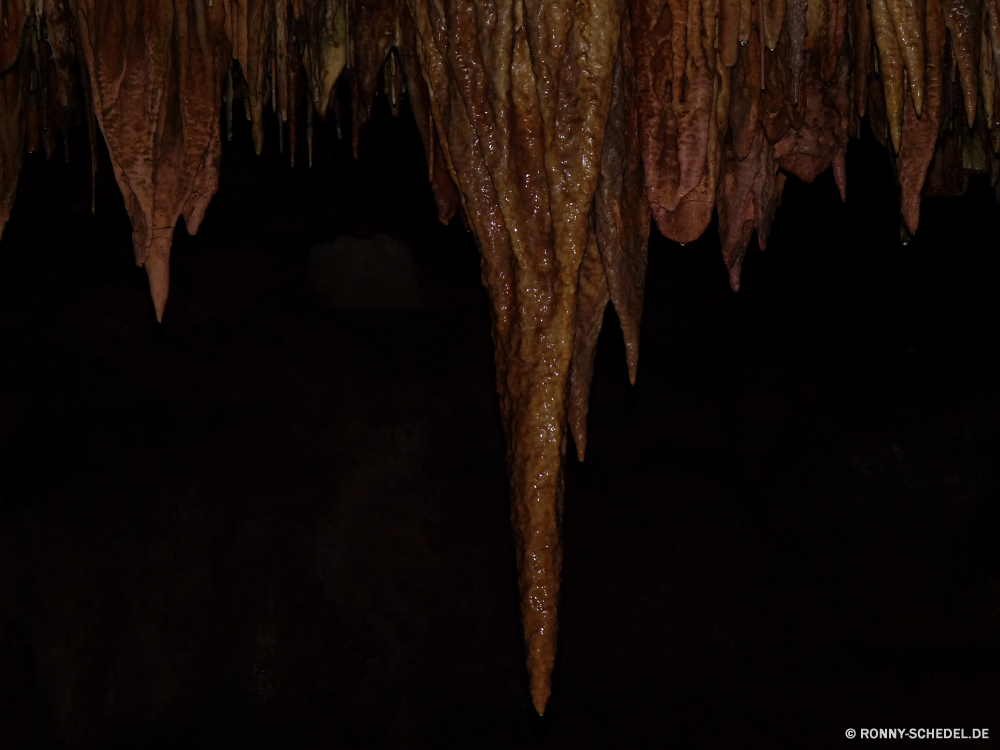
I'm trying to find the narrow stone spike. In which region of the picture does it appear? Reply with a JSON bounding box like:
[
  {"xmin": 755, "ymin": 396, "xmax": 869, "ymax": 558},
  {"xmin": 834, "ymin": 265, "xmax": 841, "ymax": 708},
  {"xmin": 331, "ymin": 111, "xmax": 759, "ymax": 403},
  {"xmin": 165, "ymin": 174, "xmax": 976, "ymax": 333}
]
[
  {"xmin": 568, "ymin": 227, "xmax": 610, "ymax": 462},
  {"xmin": 940, "ymin": 0, "xmax": 982, "ymax": 127},
  {"xmin": 872, "ymin": 0, "xmax": 906, "ymax": 152},
  {"xmin": 885, "ymin": 0, "xmax": 927, "ymax": 116},
  {"xmin": 718, "ymin": 126, "xmax": 780, "ymax": 291},
  {"xmin": 145, "ymin": 239, "xmax": 170, "ymax": 323},
  {"xmin": 898, "ymin": 0, "xmax": 946, "ymax": 232},
  {"xmin": 833, "ymin": 147, "xmax": 847, "ymax": 201}
]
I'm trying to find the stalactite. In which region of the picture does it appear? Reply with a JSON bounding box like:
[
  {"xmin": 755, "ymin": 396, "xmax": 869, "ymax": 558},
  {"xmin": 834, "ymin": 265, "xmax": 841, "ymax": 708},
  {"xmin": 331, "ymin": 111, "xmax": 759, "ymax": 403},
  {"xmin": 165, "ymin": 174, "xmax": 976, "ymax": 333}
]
[
  {"xmin": 73, "ymin": 0, "xmax": 231, "ymax": 320},
  {"xmin": 396, "ymin": 3, "xmax": 457, "ymax": 224},
  {"xmin": 3, "ymin": 0, "xmax": 1000, "ymax": 714},
  {"xmin": 593, "ymin": 7, "xmax": 650, "ymax": 388},
  {"xmin": 404, "ymin": 0, "xmax": 624, "ymax": 714},
  {"xmin": 898, "ymin": 0, "xmax": 945, "ymax": 231},
  {"xmin": 350, "ymin": 0, "xmax": 399, "ymax": 123},
  {"xmin": 941, "ymin": 0, "xmax": 982, "ymax": 127}
]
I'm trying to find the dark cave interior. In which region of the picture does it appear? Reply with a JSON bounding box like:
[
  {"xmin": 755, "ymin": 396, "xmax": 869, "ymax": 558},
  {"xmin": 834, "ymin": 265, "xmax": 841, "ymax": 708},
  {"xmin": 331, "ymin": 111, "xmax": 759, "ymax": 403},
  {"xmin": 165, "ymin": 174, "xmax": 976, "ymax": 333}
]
[{"xmin": 1, "ymin": 88, "xmax": 999, "ymax": 747}]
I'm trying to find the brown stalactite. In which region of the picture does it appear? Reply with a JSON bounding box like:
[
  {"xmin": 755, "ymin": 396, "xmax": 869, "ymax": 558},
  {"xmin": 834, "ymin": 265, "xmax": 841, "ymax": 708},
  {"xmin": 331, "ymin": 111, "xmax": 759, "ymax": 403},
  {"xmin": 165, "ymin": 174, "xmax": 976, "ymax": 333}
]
[
  {"xmin": 73, "ymin": 0, "xmax": 231, "ymax": 320},
  {"xmin": 940, "ymin": 0, "xmax": 982, "ymax": 126},
  {"xmin": 717, "ymin": 124, "xmax": 780, "ymax": 291},
  {"xmin": 397, "ymin": 3, "xmax": 457, "ymax": 225},
  {"xmin": 630, "ymin": 0, "xmax": 682, "ymax": 216},
  {"xmin": 773, "ymin": 56, "xmax": 850, "ymax": 186},
  {"xmin": 567, "ymin": 226, "xmax": 610, "ymax": 462},
  {"xmin": 311, "ymin": 0, "xmax": 347, "ymax": 117},
  {"xmin": 571, "ymin": 8, "xmax": 652, "ymax": 456},
  {"xmin": 350, "ymin": 0, "xmax": 398, "ymax": 122},
  {"xmin": 225, "ymin": 0, "xmax": 272, "ymax": 154},
  {"xmin": 924, "ymin": 38, "xmax": 969, "ymax": 194},
  {"xmin": 675, "ymin": 0, "xmax": 715, "ymax": 204},
  {"xmin": 631, "ymin": 0, "xmax": 715, "ymax": 238},
  {"xmin": 872, "ymin": 0, "xmax": 907, "ymax": 151},
  {"xmin": 898, "ymin": 0, "xmax": 945, "ymax": 231},
  {"xmin": 657, "ymin": 53, "xmax": 730, "ymax": 244},
  {"xmin": 592, "ymin": 9, "xmax": 650, "ymax": 387},
  {"xmin": 885, "ymin": 0, "xmax": 927, "ymax": 115},
  {"xmin": 406, "ymin": 0, "xmax": 623, "ymax": 714}
]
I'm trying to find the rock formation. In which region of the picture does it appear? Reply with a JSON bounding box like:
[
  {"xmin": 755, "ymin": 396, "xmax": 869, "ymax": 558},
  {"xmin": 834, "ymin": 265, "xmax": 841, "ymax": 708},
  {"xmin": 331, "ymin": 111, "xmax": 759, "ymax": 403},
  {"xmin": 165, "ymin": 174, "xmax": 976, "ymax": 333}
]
[{"xmin": 1, "ymin": 0, "xmax": 999, "ymax": 714}]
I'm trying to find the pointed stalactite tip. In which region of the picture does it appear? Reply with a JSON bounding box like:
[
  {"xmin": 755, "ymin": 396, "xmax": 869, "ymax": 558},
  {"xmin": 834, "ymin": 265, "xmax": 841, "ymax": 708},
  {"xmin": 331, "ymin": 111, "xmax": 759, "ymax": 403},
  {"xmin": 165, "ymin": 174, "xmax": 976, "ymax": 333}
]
[
  {"xmin": 728, "ymin": 263, "xmax": 743, "ymax": 293},
  {"xmin": 531, "ymin": 677, "xmax": 551, "ymax": 716},
  {"xmin": 626, "ymin": 347, "xmax": 639, "ymax": 386},
  {"xmin": 145, "ymin": 253, "xmax": 170, "ymax": 323},
  {"xmin": 525, "ymin": 616, "xmax": 556, "ymax": 715}
]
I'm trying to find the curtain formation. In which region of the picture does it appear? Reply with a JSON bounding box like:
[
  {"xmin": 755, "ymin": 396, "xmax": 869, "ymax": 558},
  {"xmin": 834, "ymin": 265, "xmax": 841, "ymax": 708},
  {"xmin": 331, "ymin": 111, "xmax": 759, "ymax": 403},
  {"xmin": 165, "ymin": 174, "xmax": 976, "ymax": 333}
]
[{"xmin": 0, "ymin": 0, "xmax": 995, "ymax": 713}]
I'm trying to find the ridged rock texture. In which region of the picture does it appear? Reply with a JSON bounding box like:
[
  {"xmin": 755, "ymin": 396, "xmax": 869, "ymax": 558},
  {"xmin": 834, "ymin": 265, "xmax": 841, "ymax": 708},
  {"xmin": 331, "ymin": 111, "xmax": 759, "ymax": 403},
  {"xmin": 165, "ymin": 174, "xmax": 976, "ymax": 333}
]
[{"xmin": 2, "ymin": 0, "xmax": 1000, "ymax": 713}]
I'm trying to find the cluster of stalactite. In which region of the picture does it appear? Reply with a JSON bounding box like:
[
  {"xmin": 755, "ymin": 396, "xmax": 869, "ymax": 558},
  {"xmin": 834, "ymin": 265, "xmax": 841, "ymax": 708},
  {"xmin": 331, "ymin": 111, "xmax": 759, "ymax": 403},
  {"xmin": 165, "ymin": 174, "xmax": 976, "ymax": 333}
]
[{"xmin": 1, "ymin": 0, "xmax": 998, "ymax": 714}]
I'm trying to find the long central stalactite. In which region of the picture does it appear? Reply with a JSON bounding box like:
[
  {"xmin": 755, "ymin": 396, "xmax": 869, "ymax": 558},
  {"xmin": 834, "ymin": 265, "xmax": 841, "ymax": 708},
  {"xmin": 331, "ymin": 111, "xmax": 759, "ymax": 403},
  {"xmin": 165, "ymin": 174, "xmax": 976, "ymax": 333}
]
[{"xmin": 1, "ymin": 0, "xmax": 999, "ymax": 714}]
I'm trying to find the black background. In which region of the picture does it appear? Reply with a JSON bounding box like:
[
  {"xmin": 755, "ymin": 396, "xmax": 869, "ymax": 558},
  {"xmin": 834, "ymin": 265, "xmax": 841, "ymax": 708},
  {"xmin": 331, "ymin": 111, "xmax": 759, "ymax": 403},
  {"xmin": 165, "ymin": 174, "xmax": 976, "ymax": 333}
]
[{"xmin": 1, "ymin": 91, "xmax": 998, "ymax": 747}]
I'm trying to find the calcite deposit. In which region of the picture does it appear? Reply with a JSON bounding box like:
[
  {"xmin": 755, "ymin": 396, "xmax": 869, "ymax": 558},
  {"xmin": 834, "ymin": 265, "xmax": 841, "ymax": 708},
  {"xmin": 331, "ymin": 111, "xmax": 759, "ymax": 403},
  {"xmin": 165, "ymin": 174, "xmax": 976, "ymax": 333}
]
[{"xmin": 1, "ymin": 0, "xmax": 999, "ymax": 714}]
